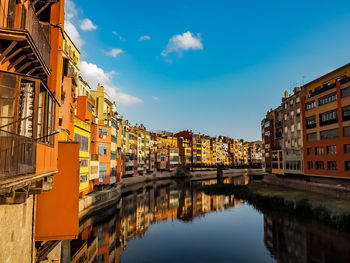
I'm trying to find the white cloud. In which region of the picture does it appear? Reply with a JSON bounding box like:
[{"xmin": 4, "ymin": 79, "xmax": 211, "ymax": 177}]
[
  {"xmin": 80, "ymin": 61, "xmax": 142, "ymax": 106},
  {"xmin": 80, "ymin": 18, "xmax": 97, "ymax": 31},
  {"xmin": 65, "ymin": 20, "xmax": 83, "ymax": 48},
  {"xmin": 65, "ymin": 0, "xmax": 77, "ymax": 21},
  {"xmin": 105, "ymin": 48, "xmax": 123, "ymax": 58},
  {"xmin": 152, "ymin": 96, "xmax": 159, "ymax": 101},
  {"xmin": 112, "ymin": 31, "xmax": 126, "ymax": 41},
  {"xmin": 161, "ymin": 31, "xmax": 203, "ymax": 56},
  {"xmin": 139, "ymin": 35, "xmax": 151, "ymax": 41}
]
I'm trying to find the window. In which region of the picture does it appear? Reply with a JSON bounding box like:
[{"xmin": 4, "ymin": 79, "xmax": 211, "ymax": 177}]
[
  {"xmin": 344, "ymin": 126, "xmax": 350, "ymax": 137},
  {"xmin": 37, "ymin": 88, "xmax": 56, "ymax": 145},
  {"xmin": 327, "ymin": 161, "xmax": 337, "ymax": 170},
  {"xmin": 306, "ymin": 115, "xmax": 316, "ymax": 129},
  {"xmin": 342, "ymin": 105, "xmax": 350, "ymax": 121},
  {"xmin": 315, "ymin": 161, "xmax": 324, "ymax": 170},
  {"xmin": 99, "ymin": 143, "xmax": 107, "ymax": 155},
  {"xmin": 296, "ymin": 97, "xmax": 300, "ymax": 103},
  {"xmin": 80, "ymin": 174, "xmax": 88, "ymax": 183},
  {"xmin": 319, "ymin": 92, "xmax": 337, "ymax": 106},
  {"xmin": 327, "ymin": 145, "xmax": 337, "ymax": 155},
  {"xmin": 99, "ymin": 128, "xmax": 108, "ymax": 139},
  {"xmin": 345, "ymin": 161, "xmax": 350, "ymax": 171},
  {"xmin": 319, "ymin": 110, "xmax": 338, "ymax": 126},
  {"xmin": 87, "ymin": 102, "xmax": 93, "ymax": 112},
  {"xmin": 320, "ymin": 128, "xmax": 339, "ymax": 140},
  {"xmin": 99, "ymin": 163, "xmax": 107, "ymax": 181},
  {"xmin": 345, "ymin": 144, "xmax": 350, "ymax": 154},
  {"xmin": 74, "ymin": 134, "xmax": 89, "ymax": 152},
  {"xmin": 315, "ymin": 147, "xmax": 324, "ymax": 155},
  {"xmin": 80, "ymin": 159, "xmax": 88, "ymax": 167},
  {"xmin": 307, "ymin": 147, "xmax": 312, "ymax": 155},
  {"xmin": 307, "ymin": 132, "xmax": 317, "ymax": 142},
  {"xmin": 341, "ymin": 87, "xmax": 350, "ymax": 98},
  {"xmin": 306, "ymin": 101, "xmax": 316, "ymax": 110},
  {"xmin": 307, "ymin": 161, "xmax": 313, "ymax": 169},
  {"xmin": 264, "ymin": 121, "xmax": 270, "ymax": 128},
  {"xmin": 264, "ymin": 131, "xmax": 270, "ymax": 136}
]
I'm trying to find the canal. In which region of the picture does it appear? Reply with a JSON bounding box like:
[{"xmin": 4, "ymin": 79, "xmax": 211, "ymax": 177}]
[{"xmin": 75, "ymin": 176, "xmax": 350, "ymax": 263}]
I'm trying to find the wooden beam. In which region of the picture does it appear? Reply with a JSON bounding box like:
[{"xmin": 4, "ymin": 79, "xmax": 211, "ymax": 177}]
[
  {"xmin": 17, "ymin": 61, "xmax": 33, "ymax": 73},
  {"xmin": 27, "ymin": 66, "xmax": 42, "ymax": 75},
  {"xmin": 1, "ymin": 48, "xmax": 23, "ymax": 65},
  {"xmin": 0, "ymin": 32, "xmax": 25, "ymax": 41},
  {"xmin": 0, "ymin": 41, "xmax": 17, "ymax": 62},
  {"xmin": 7, "ymin": 55, "xmax": 26, "ymax": 70},
  {"xmin": 32, "ymin": 0, "xmax": 39, "ymax": 5},
  {"xmin": 36, "ymin": 3, "xmax": 50, "ymax": 16}
]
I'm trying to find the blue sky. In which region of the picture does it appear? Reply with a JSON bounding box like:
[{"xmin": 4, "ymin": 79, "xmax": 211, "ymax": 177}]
[{"xmin": 65, "ymin": 0, "xmax": 350, "ymax": 141}]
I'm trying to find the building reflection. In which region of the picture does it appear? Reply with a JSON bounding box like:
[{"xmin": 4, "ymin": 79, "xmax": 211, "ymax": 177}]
[
  {"xmin": 263, "ymin": 210, "xmax": 350, "ymax": 263},
  {"xmin": 119, "ymin": 180, "xmax": 244, "ymax": 250},
  {"xmin": 69, "ymin": 178, "xmax": 247, "ymax": 263}
]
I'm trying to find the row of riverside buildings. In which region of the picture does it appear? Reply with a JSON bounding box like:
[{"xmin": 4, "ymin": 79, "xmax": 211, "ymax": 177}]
[
  {"xmin": 262, "ymin": 62, "xmax": 350, "ymax": 179},
  {"xmin": 0, "ymin": 1, "xmax": 262, "ymax": 262}
]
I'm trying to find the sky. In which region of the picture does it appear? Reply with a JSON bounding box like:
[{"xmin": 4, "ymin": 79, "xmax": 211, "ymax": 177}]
[{"xmin": 65, "ymin": 0, "xmax": 350, "ymax": 141}]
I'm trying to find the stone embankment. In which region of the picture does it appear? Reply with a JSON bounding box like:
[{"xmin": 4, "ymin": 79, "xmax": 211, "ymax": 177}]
[
  {"xmin": 263, "ymin": 173, "xmax": 350, "ymax": 199},
  {"xmin": 204, "ymin": 181, "xmax": 350, "ymax": 231}
]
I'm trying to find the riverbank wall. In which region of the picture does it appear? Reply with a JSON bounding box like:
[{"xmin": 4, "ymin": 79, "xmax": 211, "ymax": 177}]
[
  {"xmin": 263, "ymin": 173, "xmax": 350, "ymax": 200},
  {"xmin": 204, "ymin": 181, "xmax": 350, "ymax": 231}
]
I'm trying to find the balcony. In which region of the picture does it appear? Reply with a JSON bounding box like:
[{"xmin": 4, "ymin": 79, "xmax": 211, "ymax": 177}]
[
  {"xmin": 0, "ymin": 129, "xmax": 36, "ymax": 177},
  {"xmin": 308, "ymin": 82, "xmax": 336, "ymax": 98},
  {"xmin": 0, "ymin": 1, "xmax": 51, "ymax": 77},
  {"xmin": 0, "ymin": 70, "xmax": 59, "ymax": 203},
  {"xmin": 91, "ymin": 154, "xmax": 99, "ymax": 161}
]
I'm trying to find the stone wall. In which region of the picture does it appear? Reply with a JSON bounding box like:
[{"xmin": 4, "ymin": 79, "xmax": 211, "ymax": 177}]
[{"xmin": 0, "ymin": 196, "xmax": 34, "ymax": 263}]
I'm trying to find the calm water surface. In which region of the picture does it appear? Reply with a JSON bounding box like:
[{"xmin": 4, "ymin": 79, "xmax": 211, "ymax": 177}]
[{"xmin": 77, "ymin": 176, "xmax": 350, "ymax": 263}]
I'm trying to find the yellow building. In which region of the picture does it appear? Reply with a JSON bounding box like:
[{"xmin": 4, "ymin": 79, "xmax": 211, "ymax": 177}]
[
  {"xmin": 167, "ymin": 136, "xmax": 178, "ymax": 148},
  {"xmin": 91, "ymin": 84, "xmax": 115, "ymax": 125},
  {"xmin": 74, "ymin": 116, "xmax": 91, "ymax": 194},
  {"xmin": 63, "ymin": 31, "xmax": 80, "ymax": 75},
  {"xmin": 210, "ymin": 138, "xmax": 217, "ymax": 165},
  {"xmin": 272, "ymin": 150, "xmax": 284, "ymax": 175}
]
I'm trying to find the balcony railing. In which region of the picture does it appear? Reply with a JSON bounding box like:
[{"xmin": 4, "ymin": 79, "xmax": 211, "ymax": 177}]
[
  {"xmin": 308, "ymin": 82, "xmax": 336, "ymax": 98},
  {"xmin": 0, "ymin": 129, "xmax": 36, "ymax": 177},
  {"xmin": 91, "ymin": 154, "xmax": 99, "ymax": 161},
  {"xmin": 0, "ymin": 1, "xmax": 51, "ymax": 67}
]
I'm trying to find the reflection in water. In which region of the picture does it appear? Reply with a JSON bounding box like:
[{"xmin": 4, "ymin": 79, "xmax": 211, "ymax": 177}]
[
  {"xmin": 120, "ymin": 177, "xmax": 244, "ymax": 250},
  {"xmin": 71, "ymin": 176, "xmax": 350, "ymax": 263},
  {"xmin": 264, "ymin": 210, "xmax": 350, "ymax": 263}
]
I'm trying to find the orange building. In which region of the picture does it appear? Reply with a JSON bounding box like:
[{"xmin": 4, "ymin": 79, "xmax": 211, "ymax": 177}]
[
  {"xmin": 302, "ymin": 63, "xmax": 350, "ymax": 179},
  {"xmin": 0, "ymin": 0, "xmax": 63, "ymax": 204},
  {"xmin": 0, "ymin": 0, "xmax": 81, "ymax": 261}
]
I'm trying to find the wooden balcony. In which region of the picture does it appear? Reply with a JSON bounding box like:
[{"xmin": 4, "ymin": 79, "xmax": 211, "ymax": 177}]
[
  {"xmin": 0, "ymin": 0, "xmax": 53, "ymax": 78},
  {"xmin": 0, "ymin": 70, "xmax": 59, "ymax": 204},
  {"xmin": 0, "ymin": 129, "xmax": 36, "ymax": 177}
]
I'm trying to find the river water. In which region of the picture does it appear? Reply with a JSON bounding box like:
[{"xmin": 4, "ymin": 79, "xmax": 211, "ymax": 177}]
[{"xmin": 76, "ymin": 176, "xmax": 350, "ymax": 263}]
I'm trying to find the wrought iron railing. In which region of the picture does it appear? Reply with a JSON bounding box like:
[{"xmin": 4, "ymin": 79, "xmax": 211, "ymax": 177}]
[{"xmin": 0, "ymin": 129, "xmax": 36, "ymax": 176}]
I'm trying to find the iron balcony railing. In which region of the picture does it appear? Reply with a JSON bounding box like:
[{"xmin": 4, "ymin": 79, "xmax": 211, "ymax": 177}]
[
  {"xmin": 0, "ymin": 129, "xmax": 36, "ymax": 176},
  {"xmin": 0, "ymin": 0, "xmax": 51, "ymax": 67}
]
